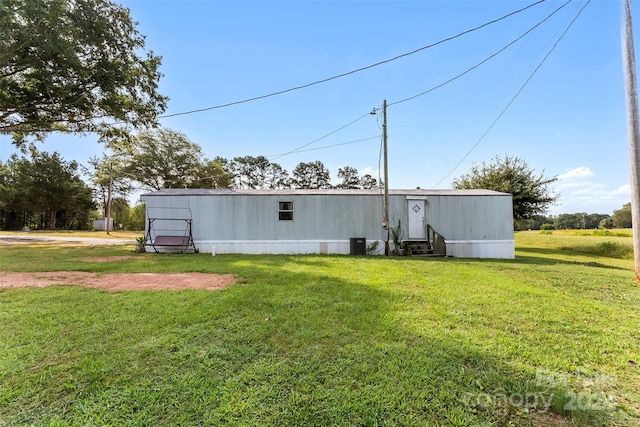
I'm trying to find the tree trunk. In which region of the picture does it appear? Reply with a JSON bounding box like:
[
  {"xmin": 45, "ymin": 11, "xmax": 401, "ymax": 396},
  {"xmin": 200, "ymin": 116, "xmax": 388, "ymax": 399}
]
[{"xmin": 48, "ymin": 209, "xmax": 57, "ymax": 229}]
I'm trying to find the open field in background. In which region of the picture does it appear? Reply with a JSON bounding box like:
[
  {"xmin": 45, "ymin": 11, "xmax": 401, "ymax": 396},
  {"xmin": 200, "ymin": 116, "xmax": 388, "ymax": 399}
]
[
  {"xmin": 0, "ymin": 231, "xmax": 639, "ymax": 426},
  {"xmin": 517, "ymin": 230, "xmax": 635, "ymax": 266}
]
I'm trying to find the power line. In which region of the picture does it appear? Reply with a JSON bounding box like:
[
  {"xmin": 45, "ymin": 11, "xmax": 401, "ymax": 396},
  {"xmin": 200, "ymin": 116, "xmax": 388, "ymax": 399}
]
[
  {"xmin": 3, "ymin": 0, "xmax": 550, "ymax": 161},
  {"xmin": 282, "ymin": 0, "xmax": 567, "ymax": 187},
  {"xmin": 505, "ymin": 0, "xmax": 583, "ymax": 94},
  {"xmin": 268, "ymin": 112, "xmax": 372, "ymax": 161},
  {"xmin": 388, "ymin": 0, "xmax": 571, "ymax": 107},
  {"xmin": 268, "ymin": 136, "xmax": 379, "ymax": 157},
  {"xmin": 158, "ymin": 0, "xmax": 547, "ymax": 119},
  {"xmin": 432, "ymin": 0, "xmax": 591, "ymax": 188}
]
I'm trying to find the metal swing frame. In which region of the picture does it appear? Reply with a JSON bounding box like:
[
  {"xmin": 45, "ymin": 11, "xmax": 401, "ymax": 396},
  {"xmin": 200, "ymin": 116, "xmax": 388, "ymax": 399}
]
[{"xmin": 145, "ymin": 207, "xmax": 197, "ymax": 253}]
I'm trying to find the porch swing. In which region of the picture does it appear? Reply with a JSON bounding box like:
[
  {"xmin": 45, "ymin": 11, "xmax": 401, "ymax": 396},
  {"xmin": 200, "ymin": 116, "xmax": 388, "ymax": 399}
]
[{"xmin": 145, "ymin": 207, "xmax": 197, "ymax": 253}]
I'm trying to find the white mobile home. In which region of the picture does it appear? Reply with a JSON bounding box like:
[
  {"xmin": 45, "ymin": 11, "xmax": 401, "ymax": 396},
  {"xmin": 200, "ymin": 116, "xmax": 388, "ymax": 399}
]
[{"xmin": 140, "ymin": 188, "xmax": 515, "ymax": 258}]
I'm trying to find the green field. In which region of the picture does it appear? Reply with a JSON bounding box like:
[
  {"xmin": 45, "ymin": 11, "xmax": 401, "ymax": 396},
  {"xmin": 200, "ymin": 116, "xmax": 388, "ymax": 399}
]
[{"xmin": 0, "ymin": 231, "xmax": 639, "ymax": 426}]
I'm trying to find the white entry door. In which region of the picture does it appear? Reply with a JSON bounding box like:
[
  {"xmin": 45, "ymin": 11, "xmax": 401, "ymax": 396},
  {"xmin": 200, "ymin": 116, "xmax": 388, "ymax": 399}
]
[{"xmin": 408, "ymin": 200, "xmax": 426, "ymax": 239}]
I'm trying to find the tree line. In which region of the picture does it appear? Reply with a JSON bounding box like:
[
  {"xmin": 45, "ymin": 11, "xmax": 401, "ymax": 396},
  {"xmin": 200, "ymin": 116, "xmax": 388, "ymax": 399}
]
[
  {"xmin": 517, "ymin": 204, "xmax": 632, "ymax": 231},
  {"xmin": 1, "ymin": 130, "xmax": 632, "ymax": 232},
  {"xmin": 96, "ymin": 128, "xmax": 380, "ymax": 192},
  {"xmin": 0, "ymin": 148, "xmax": 145, "ymax": 231},
  {"xmin": 2, "ymin": 1, "xmax": 613, "ymax": 233},
  {"xmin": 0, "ymin": 129, "xmax": 381, "ymax": 231},
  {"xmin": 448, "ymin": 154, "xmax": 632, "ymax": 230}
]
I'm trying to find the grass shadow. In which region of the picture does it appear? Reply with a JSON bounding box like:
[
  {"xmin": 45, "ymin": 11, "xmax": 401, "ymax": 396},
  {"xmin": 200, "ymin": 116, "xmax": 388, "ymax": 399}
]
[
  {"xmin": 513, "ymin": 248, "xmax": 630, "ymax": 271},
  {"xmin": 1, "ymin": 251, "xmax": 632, "ymax": 426}
]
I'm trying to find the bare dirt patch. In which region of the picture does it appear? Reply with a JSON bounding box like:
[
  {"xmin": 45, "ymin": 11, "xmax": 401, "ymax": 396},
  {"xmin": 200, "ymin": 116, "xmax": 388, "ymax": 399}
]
[
  {"xmin": 528, "ymin": 412, "xmax": 576, "ymax": 427},
  {"xmin": 78, "ymin": 256, "xmax": 140, "ymax": 262},
  {"xmin": 0, "ymin": 237, "xmax": 48, "ymax": 244},
  {"xmin": 0, "ymin": 271, "xmax": 235, "ymax": 291}
]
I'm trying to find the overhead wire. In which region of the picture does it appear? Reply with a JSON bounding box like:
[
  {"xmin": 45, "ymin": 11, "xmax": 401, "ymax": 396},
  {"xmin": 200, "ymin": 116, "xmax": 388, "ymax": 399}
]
[
  {"xmin": 264, "ymin": 0, "xmax": 567, "ymax": 171},
  {"xmin": 498, "ymin": 0, "xmax": 559, "ymax": 82},
  {"xmin": 3, "ymin": 0, "xmax": 549, "ymax": 176},
  {"xmin": 267, "ymin": 112, "xmax": 372, "ymax": 160},
  {"xmin": 505, "ymin": 0, "xmax": 582, "ymax": 95},
  {"xmin": 388, "ymin": 0, "xmax": 571, "ymax": 107},
  {"xmin": 432, "ymin": 0, "xmax": 591, "ymax": 188},
  {"xmin": 4, "ymin": 0, "xmax": 571, "ymax": 191},
  {"xmin": 2, "ymin": 0, "xmax": 548, "ymax": 141},
  {"xmin": 362, "ymin": 0, "xmax": 571, "ymax": 194},
  {"xmin": 268, "ymin": 135, "xmax": 379, "ymax": 157},
  {"xmin": 157, "ymin": 0, "xmax": 547, "ymax": 119}
]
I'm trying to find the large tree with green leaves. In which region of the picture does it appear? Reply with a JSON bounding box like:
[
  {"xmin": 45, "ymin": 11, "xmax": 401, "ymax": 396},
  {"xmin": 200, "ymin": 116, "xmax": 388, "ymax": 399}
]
[
  {"xmin": 0, "ymin": 148, "xmax": 94, "ymax": 229},
  {"xmin": 230, "ymin": 156, "xmax": 290, "ymax": 189},
  {"xmin": 336, "ymin": 166, "xmax": 380, "ymax": 189},
  {"xmin": 0, "ymin": 160, "xmax": 17, "ymax": 229},
  {"xmin": 0, "ymin": 0, "xmax": 168, "ymax": 145},
  {"xmin": 198, "ymin": 159, "xmax": 234, "ymax": 189},
  {"xmin": 360, "ymin": 174, "xmax": 379, "ymax": 189},
  {"xmin": 127, "ymin": 202, "xmax": 146, "ymax": 231},
  {"xmin": 292, "ymin": 161, "xmax": 332, "ymax": 189},
  {"xmin": 337, "ymin": 166, "xmax": 361, "ymax": 189},
  {"xmin": 452, "ymin": 155, "xmax": 558, "ymax": 221},
  {"xmin": 114, "ymin": 129, "xmax": 200, "ymax": 190},
  {"xmin": 113, "ymin": 128, "xmax": 234, "ymax": 191},
  {"xmin": 87, "ymin": 155, "xmax": 133, "ymax": 216},
  {"xmin": 552, "ymin": 213, "xmax": 610, "ymax": 230},
  {"xmin": 612, "ymin": 202, "xmax": 632, "ymax": 228}
]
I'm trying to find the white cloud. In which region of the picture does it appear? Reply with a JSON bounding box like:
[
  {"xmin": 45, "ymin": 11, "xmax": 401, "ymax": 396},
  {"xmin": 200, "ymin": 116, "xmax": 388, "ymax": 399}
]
[
  {"xmin": 360, "ymin": 166, "xmax": 375, "ymax": 176},
  {"xmin": 558, "ymin": 166, "xmax": 593, "ymax": 180},
  {"xmin": 612, "ymin": 184, "xmax": 631, "ymax": 196},
  {"xmin": 551, "ymin": 167, "xmax": 630, "ymax": 215},
  {"xmin": 554, "ymin": 180, "xmax": 592, "ymax": 191}
]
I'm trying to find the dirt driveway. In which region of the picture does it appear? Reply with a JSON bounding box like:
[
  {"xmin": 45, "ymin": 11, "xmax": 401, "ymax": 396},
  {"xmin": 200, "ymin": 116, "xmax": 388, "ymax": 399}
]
[
  {"xmin": 0, "ymin": 271, "xmax": 235, "ymax": 291},
  {"xmin": 0, "ymin": 234, "xmax": 135, "ymax": 245},
  {"xmin": 0, "ymin": 235, "xmax": 234, "ymax": 291}
]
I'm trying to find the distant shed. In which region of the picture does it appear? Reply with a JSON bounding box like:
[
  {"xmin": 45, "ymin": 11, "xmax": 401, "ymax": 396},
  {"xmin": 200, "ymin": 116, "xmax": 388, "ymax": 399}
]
[
  {"xmin": 93, "ymin": 217, "xmax": 113, "ymax": 231},
  {"xmin": 140, "ymin": 188, "xmax": 514, "ymax": 258}
]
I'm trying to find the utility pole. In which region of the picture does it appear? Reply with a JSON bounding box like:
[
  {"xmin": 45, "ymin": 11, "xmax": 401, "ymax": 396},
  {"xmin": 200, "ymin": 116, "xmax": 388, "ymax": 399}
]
[
  {"xmin": 623, "ymin": 0, "xmax": 640, "ymax": 281},
  {"xmin": 383, "ymin": 100, "xmax": 390, "ymax": 256},
  {"xmin": 106, "ymin": 162, "xmax": 113, "ymax": 235}
]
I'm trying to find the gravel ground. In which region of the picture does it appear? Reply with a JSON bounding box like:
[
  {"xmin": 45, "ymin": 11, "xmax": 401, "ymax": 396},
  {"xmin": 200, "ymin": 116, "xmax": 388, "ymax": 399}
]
[{"xmin": 0, "ymin": 234, "xmax": 135, "ymax": 245}]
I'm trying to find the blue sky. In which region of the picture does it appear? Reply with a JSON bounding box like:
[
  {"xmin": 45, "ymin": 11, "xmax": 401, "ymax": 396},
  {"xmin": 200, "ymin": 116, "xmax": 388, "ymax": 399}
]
[{"xmin": 0, "ymin": 0, "xmax": 636, "ymax": 215}]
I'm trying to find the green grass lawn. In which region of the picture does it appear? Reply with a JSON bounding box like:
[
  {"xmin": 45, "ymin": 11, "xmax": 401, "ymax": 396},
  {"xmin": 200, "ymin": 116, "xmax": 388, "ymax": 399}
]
[{"xmin": 0, "ymin": 233, "xmax": 639, "ymax": 426}]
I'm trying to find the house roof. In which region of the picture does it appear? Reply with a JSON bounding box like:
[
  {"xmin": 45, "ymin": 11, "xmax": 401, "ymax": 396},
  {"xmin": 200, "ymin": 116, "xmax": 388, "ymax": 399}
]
[{"xmin": 141, "ymin": 188, "xmax": 511, "ymax": 197}]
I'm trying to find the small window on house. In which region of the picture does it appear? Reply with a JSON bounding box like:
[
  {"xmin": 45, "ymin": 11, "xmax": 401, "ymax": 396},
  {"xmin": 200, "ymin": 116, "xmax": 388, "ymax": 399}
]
[{"xmin": 278, "ymin": 201, "xmax": 294, "ymax": 221}]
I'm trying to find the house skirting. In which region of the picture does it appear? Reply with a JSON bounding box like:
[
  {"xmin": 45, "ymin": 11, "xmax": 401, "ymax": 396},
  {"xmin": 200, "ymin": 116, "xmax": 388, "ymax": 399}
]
[
  {"xmin": 445, "ymin": 240, "xmax": 515, "ymax": 259},
  {"xmin": 147, "ymin": 239, "xmax": 514, "ymax": 258},
  {"xmin": 195, "ymin": 240, "xmax": 385, "ymax": 255}
]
